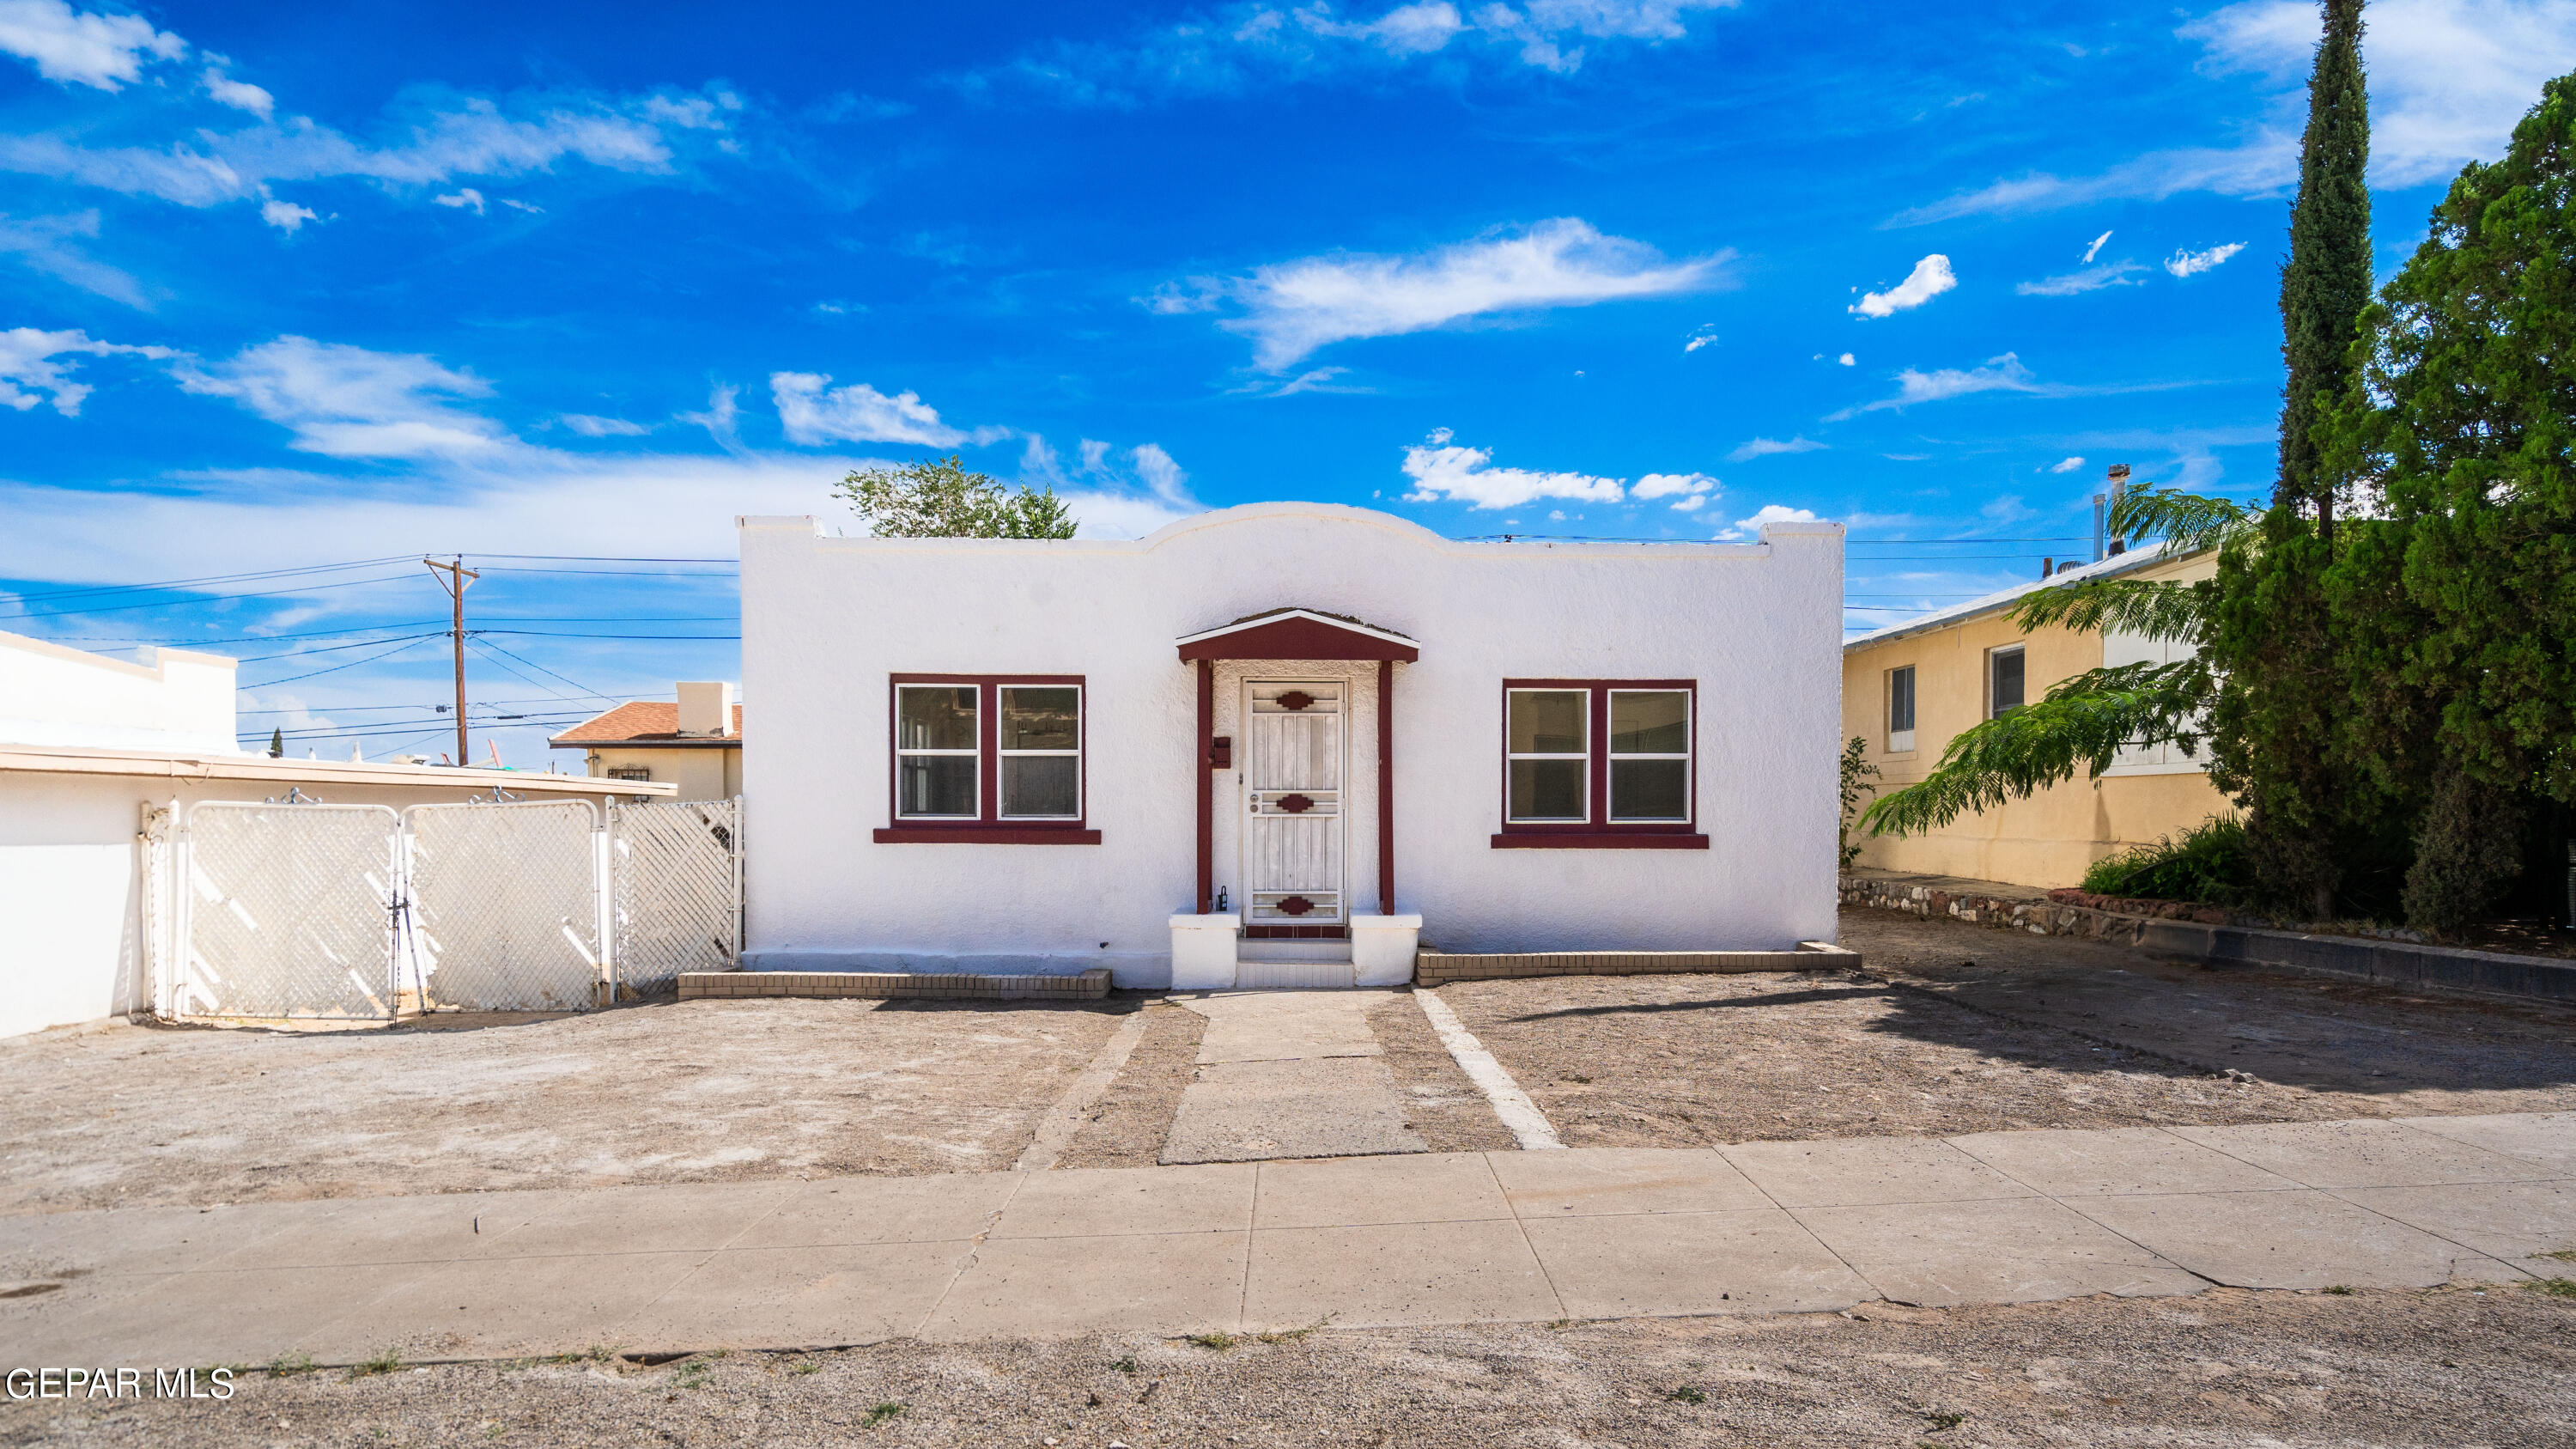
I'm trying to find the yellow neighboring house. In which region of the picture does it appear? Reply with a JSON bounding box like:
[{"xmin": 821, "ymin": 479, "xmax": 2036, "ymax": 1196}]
[
  {"xmin": 550, "ymin": 681, "xmax": 742, "ymax": 801},
  {"xmin": 1841, "ymin": 540, "xmax": 2231, "ymax": 888}
]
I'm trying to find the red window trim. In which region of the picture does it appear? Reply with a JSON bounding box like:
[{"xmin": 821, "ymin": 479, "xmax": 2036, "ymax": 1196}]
[
  {"xmin": 874, "ymin": 673, "xmax": 1098, "ymax": 844},
  {"xmin": 1493, "ymin": 678, "xmax": 1704, "ymax": 849}
]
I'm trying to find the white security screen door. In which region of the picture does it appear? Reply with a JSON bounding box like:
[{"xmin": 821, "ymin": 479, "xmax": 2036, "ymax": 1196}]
[{"xmin": 1243, "ymin": 679, "xmax": 1344, "ymax": 926}]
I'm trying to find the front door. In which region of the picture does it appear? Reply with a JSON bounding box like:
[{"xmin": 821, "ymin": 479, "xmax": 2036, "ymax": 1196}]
[{"xmin": 1242, "ymin": 680, "xmax": 1344, "ymax": 930}]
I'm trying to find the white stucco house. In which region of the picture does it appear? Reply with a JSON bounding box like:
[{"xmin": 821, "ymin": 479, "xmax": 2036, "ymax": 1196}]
[
  {"xmin": 738, "ymin": 502, "xmax": 1844, "ymax": 989},
  {"xmin": 0, "ymin": 629, "xmax": 668, "ymax": 1039}
]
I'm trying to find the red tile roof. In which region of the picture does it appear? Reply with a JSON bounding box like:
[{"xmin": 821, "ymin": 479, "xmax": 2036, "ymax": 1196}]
[{"xmin": 549, "ymin": 701, "xmax": 742, "ymax": 746}]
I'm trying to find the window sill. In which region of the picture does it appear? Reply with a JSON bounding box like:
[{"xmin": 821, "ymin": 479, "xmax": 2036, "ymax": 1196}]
[
  {"xmin": 1490, "ymin": 832, "xmax": 1709, "ymax": 849},
  {"xmin": 872, "ymin": 826, "xmax": 1102, "ymax": 844}
]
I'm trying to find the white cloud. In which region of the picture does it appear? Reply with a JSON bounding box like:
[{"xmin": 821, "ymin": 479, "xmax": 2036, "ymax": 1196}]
[
  {"xmin": 258, "ymin": 198, "xmax": 318, "ymax": 232},
  {"xmin": 2016, "ymin": 261, "xmax": 2146, "ymax": 296},
  {"xmin": 983, "ymin": 0, "xmax": 1739, "ymax": 104},
  {"xmin": 771, "ymin": 372, "xmax": 988, "ymax": 448},
  {"xmin": 1727, "ymin": 435, "xmax": 1825, "ymax": 462},
  {"xmin": 1400, "ymin": 434, "xmax": 1626, "ymax": 509},
  {"xmin": 1631, "ymin": 471, "xmax": 1717, "ymax": 505},
  {"xmin": 0, "ymin": 208, "xmax": 149, "ymax": 307},
  {"xmin": 1717, "ymin": 503, "xmax": 1819, "ymax": 540},
  {"xmin": 1837, "ymin": 352, "xmax": 1854, "ymax": 366},
  {"xmin": 498, "ymin": 197, "xmax": 543, "ymax": 213},
  {"xmin": 2165, "ymin": 241, "xmax": 2247, "ymax": 277},
  {"xmin": 0, "ymin": 325, "xmax": 170, "ymax": 415},
  {"xmin": 1838, "ymin": 352, "xmax": 2048, "ymax": 417},
  {"xmin": 2050, "ymin": 455, "xmax": 2086, "ymax": 473},
  {"xmin": 172, "ymin": 335, "xmax": 512, "ymax": 459},
  {"xmin": 0, "ymin": 0, "xmax": 184, "ymax": 90},
  {"xmin": 1683, "ymin": 324, "xmax": 1718, "ymax": 352},
  {"xmin": 203, "ymin": 64, "xmax": 273, "ymax": 119},
  {"xmin": 434, "ymin": 187, "xmax": 488, "ymax": 215},
  {"xmin": 1850, "ymin": 254, "xmax": 1954, "ymax": 318},
  {"xmin": 0, "ymin": 84, "xmax": 742, "ymax": 218},
  {"xmin": 1187, "ymin": 217, "xmax": 1729, "ymax": 369},
  {"xmin": 2082, "ymin": 230, "xmax": 2111, "ymax": 263},
  {"xmin": 1130, "ymin": 441, "xmax": 1195, "ymax": 508},
  {"xmin": 674, "ymin": 382, "xmax": 742, "ymax": 452},
  {"xmin": 560, "ymin": 413, "xmax": 652, "ymax": 436},
  {"xmin": 1899, "ymin": 0, "xmax": 2576, "ymax": 225}
]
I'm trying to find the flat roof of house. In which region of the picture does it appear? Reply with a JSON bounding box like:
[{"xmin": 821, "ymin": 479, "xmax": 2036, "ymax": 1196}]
[
  {"xmin": 550, "ymin": 701, "xmax": 743, "ymax": 749},
  {"xmin": 1844, "ymin": 540, "xmax": 2196, "ymax": 653},
  {"xmin": 0, "ymin": 743, "xmax": 675, "ymax": 795}
]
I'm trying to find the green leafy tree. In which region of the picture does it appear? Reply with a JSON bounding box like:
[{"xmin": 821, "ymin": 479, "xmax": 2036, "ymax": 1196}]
[
  {"xmin": 1860, "ymin": 486, "xmax": 2254, "ymax": 840},
  {"xmin": 836, "ymin": 455, "xmax": 1077, "ymax": 539},
  {"xmin": 267, "ymin": 727, "xmax": 284, "ymax": 758},
  {"xmin": 2202, "ymin": 0, "xmax": 2375, "ymax": 918},
  {"xmin": 2318, "ymin": 70, "xmax": 2576, "ymax": 933}
]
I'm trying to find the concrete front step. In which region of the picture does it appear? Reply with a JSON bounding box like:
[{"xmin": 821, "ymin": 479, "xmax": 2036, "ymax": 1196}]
[
  {"xmin": 1414, "ymin": 941, "xmax": 1859, "ymax": 986},
  {"xmin": 677, "ymin": 968, "xmax": 1112, "ymax": 1002}
]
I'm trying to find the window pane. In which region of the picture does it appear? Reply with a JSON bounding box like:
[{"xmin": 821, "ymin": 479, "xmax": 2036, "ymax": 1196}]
[
  {"xmin": 1990, "ymin": 649, "xmax": 2026, "ymax": 715},
  {"xmin": 1611, "ymin": 759, "xmax": 1687, "ymax": 820},
  {"xmin": 1509, "ymin": 758, "xmax": 1585, "ymax": 820},
  {"xmin": 1002, "ymin": 755, "xmax": 1078, "ymax": 818},
  {"xmin": 1001, "ymin": 687, "xmax": 1079, "ymax": 751},
  {"xmin": 1508, "ymin": 691, "xmax": 1585, "ymax": 754},
  {"xmin": 898, "ymin": 755, "xmax": 976, "ymax": 816},
  {"xmin": 1609, "ymin": 691, "xmax": 1687, "ymax": 753},
  {"xmin": 899, "ymin": 686, "xmax": 977, "ymax": 750},
  {"xmin": 1889, "ymin": 667, "xmax": 1915, "ymax": 734}
]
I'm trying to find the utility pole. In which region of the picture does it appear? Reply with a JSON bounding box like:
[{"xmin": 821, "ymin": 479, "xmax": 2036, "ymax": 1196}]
[{"xmin": 423, "ymin": 557, "xmax": 478, "ymax": 766}]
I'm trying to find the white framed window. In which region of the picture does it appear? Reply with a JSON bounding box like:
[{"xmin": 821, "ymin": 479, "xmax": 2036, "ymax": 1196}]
[
  {"xmin": 998, "ymin": 685, "xmax": 1082, "ymax": 819},
  {"xmin": 1607, "ymin": 689, "xmax": 1691, "ymax": 822},
  {"xmin": 1505, "ymin": 688, "xmax": 1588, "ymax": 822},
  {"xmin": 895, "ymin": 683, "xmax": 979, "ymax": 819},
  {"xmin": 1988, "ymin": 644, "xmax": 2026, "ymax": 718},
  {"xmin": 1886, "ymin": 665, "xmax": 1917, "ymax": 753},
  {"xmin": 605, "ymin": 764, "xmax": 652, "ymax": 782}
]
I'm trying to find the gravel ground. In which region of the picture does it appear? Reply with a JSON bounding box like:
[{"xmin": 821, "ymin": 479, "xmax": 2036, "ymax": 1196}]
[
  {"xmin": 1052, "ymin": 1001, "xmax": 1206, "ymax": 1171},
  {"xmin": 1369, "ymin": 989, "xmax": 1518, "ymax": 1154},
  {"xmin": 1431, "ymin": 908, "xmax": 2576, "ymax": 1149},
  {"xmin": 8, "ymin": 1283, "xmax": 2571, "ymax": 1446},
  {"xmin": 0, "ymin": 998, "xmax": 1125, "ymax": 1215}
]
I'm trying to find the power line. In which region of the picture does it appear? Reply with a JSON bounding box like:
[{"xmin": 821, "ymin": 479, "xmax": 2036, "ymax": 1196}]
[
  {"xmin": 240, "ymin": 634, "xmax": 447, "ymax": 689},
  {"xmin": 0, "ymin": 556, "xmax": 416, "ymax": 604},
  {"xmin": 466, "ymin": 636, "xmax": 619, "ymax": 704},
  {"xmin": 0, "ymin": 571, "xmax": 425, "ymax": 620}
]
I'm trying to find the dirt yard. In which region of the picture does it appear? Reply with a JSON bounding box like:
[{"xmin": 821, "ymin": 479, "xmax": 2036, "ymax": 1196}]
[
  {"xmin": 9, "ymin": 1283, "xmax": 2571, "ymax": 1447},
  {"xmin": 0, "ymin": 997, "xmax": 1127, "ymax": 1215},
  {"xmin": 1433, "ymin": 908, "xmax": 2576, "ymax": 1149}
]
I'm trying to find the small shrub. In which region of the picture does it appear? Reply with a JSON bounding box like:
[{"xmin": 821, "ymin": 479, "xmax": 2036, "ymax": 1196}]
[
  {"xmin": 349, "ymin": 1349, "xmax": 403, "ymax": 1379},
  {"xmin": 1110, "ymin": 1355, "xmax": 1141, "ymax": 1374},
  {"xmin": 1921, "ymin": 1409, "xmax": 1966, "ymax": 1429},
  {"xmin": 2525, "ymin": 1277, "xmax": 2576, "ymax": 1300},
  {"xmin": 1184, "ymin": 1331, "xmax": 1239, "ymax": 1352},
  {"xmin": 2322, "ymin": 1284, "xmax": 2354, "ymax": 1295},
  {"xmin": 1667, "ymin": 1385, "xmax": 1707, "ymax": 1404},
  {"xmin": 267, "ymin": 1351, "xmax": 317, "ymax": 1377},
  {"xmin": 1838, "ymin": 737, "xmax": 1881, "ymax": 870},
  {"xmin": 861, "ymin": 1403, "xmax": 906, "ymax": 1428},
  {"xmin": 2081, "ymin": 816, "xmax": 2254, "ymax": 906}
]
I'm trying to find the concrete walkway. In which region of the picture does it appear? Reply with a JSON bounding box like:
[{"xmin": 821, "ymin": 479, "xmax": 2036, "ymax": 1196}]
[
  {"xmin": 3, "ymin": 1114, "xmax": 2569, "ymax": 1367},
  {"xmin": 1159, "ymin": 990, "xmax": 1427, "ymax": 1164}
]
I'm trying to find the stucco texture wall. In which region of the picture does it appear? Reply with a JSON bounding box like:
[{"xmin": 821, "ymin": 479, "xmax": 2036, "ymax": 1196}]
[
  {"xmin": 1840, "ymin": 550, "xmax": 2231, "ymax": 888},
  {"xmin": 740, "ymin": 503, "xmax": 1845, "ymax": 986},
  {"xmin": 580, "ymin": 746, "xmax": 740, "ymax": 801}
]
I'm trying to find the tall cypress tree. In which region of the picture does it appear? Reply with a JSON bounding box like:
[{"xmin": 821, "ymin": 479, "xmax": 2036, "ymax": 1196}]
[{"xmin": 2205, "ymin": 0, "xmax": 2372, "ymax": 919}]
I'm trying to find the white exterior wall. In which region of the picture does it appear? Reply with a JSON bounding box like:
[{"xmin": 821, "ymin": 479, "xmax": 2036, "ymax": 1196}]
[
  {"xmin": 0, "ymin": 630, "xmax": 239, "ymax": 753},
  {"xmin": 739, "ymin": 502, "xmax": 1844, "ymax": 987}
]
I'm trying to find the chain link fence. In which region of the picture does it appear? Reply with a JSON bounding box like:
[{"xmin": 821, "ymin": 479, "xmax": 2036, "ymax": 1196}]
[
  {"xmin": 609, "ymin": 799, "xmax": 743, "ymax": 998},
  {"xmin": 179, "ymin": 801, "xmax": 403, "ymax": 1020},
  {"xmin": 164, "ymin": 795, "xmax": 739, "ymax": 1020},
  {"xmin": 406, "ymin": 800, "xmax": 604, "ymax": 1012}
]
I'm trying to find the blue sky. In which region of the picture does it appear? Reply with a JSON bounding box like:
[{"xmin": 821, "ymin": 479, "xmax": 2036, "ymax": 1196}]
[{"xmin": 3, "ymin": 0, "xmax": 2570, "ymax": 764}]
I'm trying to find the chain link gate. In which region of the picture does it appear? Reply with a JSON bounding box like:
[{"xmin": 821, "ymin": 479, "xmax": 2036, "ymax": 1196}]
[
  {"xmin": 179, "ymin": 801, "xmax": 403, "ymax": 1020},
  {"xmin": 404, "ymin": 799, "xmax": 605, "ymax": 1012},
  {"xmin": 608, "ymin": 799, "xmax": 743, "ymax": 997},
  {"xmin": 166, "ymin": 795, "xmax": 740, "ymax": 1020}
]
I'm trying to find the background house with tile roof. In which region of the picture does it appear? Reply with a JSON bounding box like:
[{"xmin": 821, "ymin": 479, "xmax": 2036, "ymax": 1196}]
[{"xmin": 550, "ymin": 683, "xmax": 743, "ymax": 801}]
